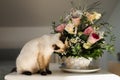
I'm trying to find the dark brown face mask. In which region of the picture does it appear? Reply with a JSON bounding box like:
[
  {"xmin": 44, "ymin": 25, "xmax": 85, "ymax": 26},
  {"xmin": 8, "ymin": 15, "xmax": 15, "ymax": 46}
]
[
  {"xmin": 59, "ymin": 34, "xmax": 66, "ymax": 44},
  {"xmin": 52, "ymin": 44, "xmax": 60, "ymax": 50}
]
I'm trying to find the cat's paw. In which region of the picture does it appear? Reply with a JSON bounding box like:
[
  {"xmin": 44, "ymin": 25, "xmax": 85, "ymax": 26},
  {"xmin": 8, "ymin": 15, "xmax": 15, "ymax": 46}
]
[
  {"xmin": 22, "ymin": 71, "xmax": 32, "ymax": 75},
  {"xmin": 40, "ymin": 71, "xmax": 47, "ymax": 75},
  {"xmin": 46, "ymin": 70, "xmax": 52, "ymax": 74}
]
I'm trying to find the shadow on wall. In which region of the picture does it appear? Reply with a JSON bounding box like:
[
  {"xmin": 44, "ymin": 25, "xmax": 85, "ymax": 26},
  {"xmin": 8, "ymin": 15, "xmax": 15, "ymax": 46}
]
[
  {"xmin": 117, "ymin": 52, "xmax": 120, "ymax": 61},
  {"xmin": 0, "ymin": 49, "xmax": 21, "ymax": 61},
  {"xmin": 0, "ymin": 48, "xmax": 59, "ymax": 63}
]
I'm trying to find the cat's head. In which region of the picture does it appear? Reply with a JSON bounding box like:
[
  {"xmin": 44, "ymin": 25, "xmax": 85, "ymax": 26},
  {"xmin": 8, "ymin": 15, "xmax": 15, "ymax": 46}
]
[{"xmin": 52, "ymin": 33, "xmax": 68, "ymax": 53}]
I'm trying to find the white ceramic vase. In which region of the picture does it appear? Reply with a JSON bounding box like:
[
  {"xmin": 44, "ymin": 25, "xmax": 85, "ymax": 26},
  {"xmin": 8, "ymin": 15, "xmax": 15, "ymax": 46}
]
[{"xmin": 61, "ymin": 56, "xmax": 93, "ymax": 69}]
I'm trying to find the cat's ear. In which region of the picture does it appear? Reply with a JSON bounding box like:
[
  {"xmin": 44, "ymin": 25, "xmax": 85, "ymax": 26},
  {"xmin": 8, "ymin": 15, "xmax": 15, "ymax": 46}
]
[
  {"xmin": 54, "ymin": 33, "xmax": 61, "ymax": 39},
  {"xmin": 59, "ymin": 34, "xmax": 66, "ymax": 43}
]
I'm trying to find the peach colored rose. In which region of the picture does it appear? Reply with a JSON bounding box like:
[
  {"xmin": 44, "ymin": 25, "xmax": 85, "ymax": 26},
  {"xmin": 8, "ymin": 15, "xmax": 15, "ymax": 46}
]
[
  {"xmin": 55, "ymin": 24, "xmax": 66, "ymax": 32},
  {"xmin": 72, "ymin": 17, "xmax": 80, "ymax": 27},
  {"xmin": 83, "ymin": 26, "xmax": 94, "ymax": 35},
  {"xmin": 85, "ymin": 12, "xmax": 94, "ymax": 22}
]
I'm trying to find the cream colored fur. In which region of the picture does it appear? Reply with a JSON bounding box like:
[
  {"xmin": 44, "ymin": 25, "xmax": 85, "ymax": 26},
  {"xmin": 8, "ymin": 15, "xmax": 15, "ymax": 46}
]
[{"xmin": 16, "ymin": 33, "xmax": 65, "ymax": 74}]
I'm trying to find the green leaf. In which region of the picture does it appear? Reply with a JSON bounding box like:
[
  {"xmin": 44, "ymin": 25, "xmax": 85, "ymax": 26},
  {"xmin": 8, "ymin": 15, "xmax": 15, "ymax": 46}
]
[{"xmin": 80, "ymin": 34, "xmax": 88, "ymax": 42}]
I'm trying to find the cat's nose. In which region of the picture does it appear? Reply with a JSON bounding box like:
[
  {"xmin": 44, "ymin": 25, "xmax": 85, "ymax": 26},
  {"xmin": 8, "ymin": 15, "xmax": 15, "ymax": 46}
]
[{"xmin": 60, "ymin": 49, "xmax": 65, "ymax": 53}]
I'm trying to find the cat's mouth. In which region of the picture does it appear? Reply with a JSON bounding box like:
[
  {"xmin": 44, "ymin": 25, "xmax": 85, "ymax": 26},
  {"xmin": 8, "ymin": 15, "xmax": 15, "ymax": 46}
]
[{"xmin": 54, "ymin": 49, "xmax": 65, "ymax": 53}]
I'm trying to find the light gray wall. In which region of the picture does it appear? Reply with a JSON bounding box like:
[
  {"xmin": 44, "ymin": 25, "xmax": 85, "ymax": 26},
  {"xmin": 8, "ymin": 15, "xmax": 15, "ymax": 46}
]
[
  {"xmin": 0, "ymin": 0, "xmax": 119, "ymax": 27},
  {"xmin": 108, "ymin": 0, "xmax": 120, "ymax": 61},
  {"xmin": 0, "ymin": 27, "xmax": 51, "ymax": 48},
  {"xmin": 0, "ymin": 0, "xmax": 71, "ymax": 26},
  {"xmin": 99, "ymin": 0, "xmax": 120, "ymax": 69}
]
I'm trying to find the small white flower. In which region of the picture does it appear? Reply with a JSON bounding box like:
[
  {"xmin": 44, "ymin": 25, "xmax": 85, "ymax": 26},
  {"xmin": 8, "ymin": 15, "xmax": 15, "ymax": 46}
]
[
  {"xmin": 64, "ymin": 15, "xmax": 72, "ymax": 22},
  {"xmin": 70, "ymin": 38, "xmax": 77, "ymax": 43},
  {"xmin": 85, "ymin": 11, "xmax": 101, "ymax": 23},
  {"xmin": 70, "ymin": 9, "xmax": 83, "ymax": 18},
  {"xmin": 98, "ymin": 31, "xmax": 104, "ymax": 39}
]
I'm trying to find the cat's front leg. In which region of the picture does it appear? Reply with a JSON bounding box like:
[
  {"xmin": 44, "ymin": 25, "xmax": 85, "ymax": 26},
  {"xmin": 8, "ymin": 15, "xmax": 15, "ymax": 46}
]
[
  {"xmin": 40, "ymin": 69, "xmax": 47, "ymax": 75},
  {"xmin": 46, "ymin": 63, "xmax": 52, "ymax": 74},
  {"xmin": 38, "ymin": 54, "xmax": 47, "ymax": 75}
]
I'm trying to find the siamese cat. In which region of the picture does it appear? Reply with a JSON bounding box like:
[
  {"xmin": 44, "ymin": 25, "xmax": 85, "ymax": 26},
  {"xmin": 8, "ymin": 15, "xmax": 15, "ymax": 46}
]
[{"xmin": 16, "ymin": 33, "xmax": 66, "ymax": 75}]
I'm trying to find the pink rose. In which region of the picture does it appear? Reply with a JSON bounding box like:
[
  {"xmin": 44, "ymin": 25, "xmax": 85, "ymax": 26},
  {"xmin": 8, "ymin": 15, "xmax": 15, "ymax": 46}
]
[
  {"xmin": 55, "ymin": 24, "xmax": 66, "ymax": 32},
  {"xmin": 88, "ymin": 33, "xmax": 100, "ymax": 44},
  {"xmin": 72, "ymin": 17, "xmax": 80, "ymax": 27},
  {"xmin": 83, "ymin": 26, "xmax": 94, "ymax": 35},
  {"xmin": 83, "ymin": 33, "xmax": 100, "ymax": 49}
]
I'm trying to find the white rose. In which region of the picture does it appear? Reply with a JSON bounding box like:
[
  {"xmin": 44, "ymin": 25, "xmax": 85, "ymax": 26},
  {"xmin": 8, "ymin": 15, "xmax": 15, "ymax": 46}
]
[
  {"xmin": 65, "ymin": 23, "xmax": 75, "ymax": 34},
  {"xmin": 93, "ymin": 12, "xmax": 101, "ymax": 20}
]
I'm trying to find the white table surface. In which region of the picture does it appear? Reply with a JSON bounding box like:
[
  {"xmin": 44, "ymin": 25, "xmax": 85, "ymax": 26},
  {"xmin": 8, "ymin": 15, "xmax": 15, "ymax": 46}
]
[{"xmin": 5, "ymin": 63, "xmax": 120, "ymax": 80}]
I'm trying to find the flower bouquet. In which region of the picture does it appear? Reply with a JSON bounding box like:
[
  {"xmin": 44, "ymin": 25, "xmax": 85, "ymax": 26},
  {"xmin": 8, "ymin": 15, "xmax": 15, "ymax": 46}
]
[{"xmin": 52, "ymin": 1, "xmax": 115, "ymax": 69}]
